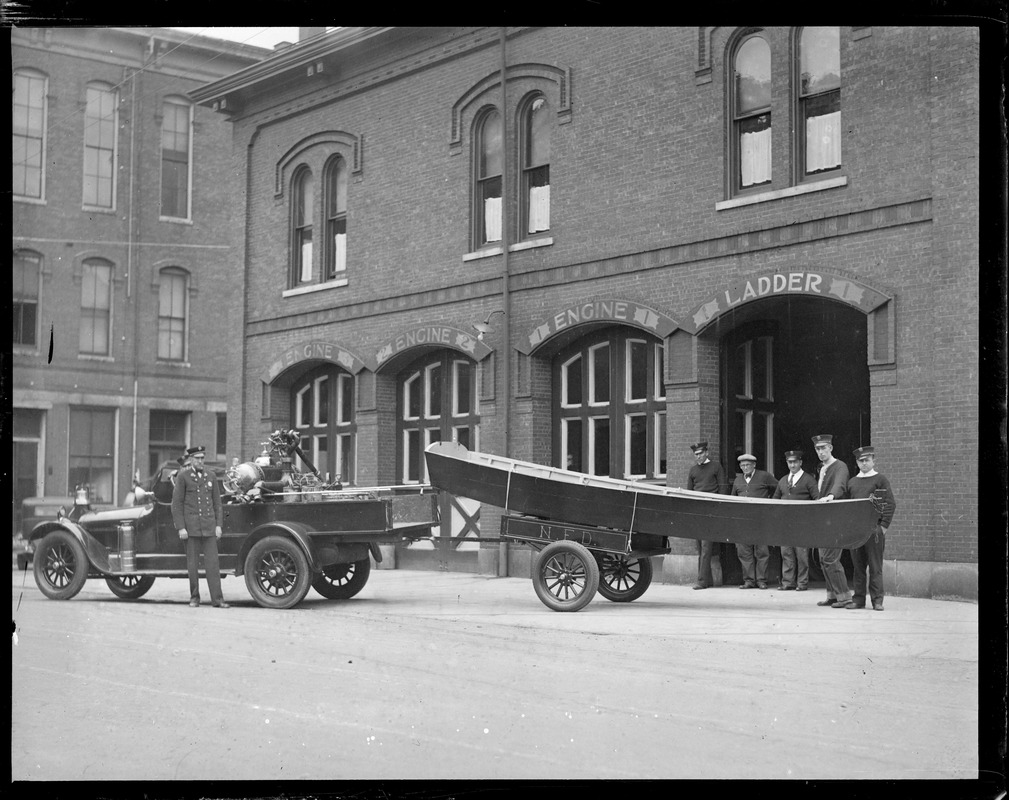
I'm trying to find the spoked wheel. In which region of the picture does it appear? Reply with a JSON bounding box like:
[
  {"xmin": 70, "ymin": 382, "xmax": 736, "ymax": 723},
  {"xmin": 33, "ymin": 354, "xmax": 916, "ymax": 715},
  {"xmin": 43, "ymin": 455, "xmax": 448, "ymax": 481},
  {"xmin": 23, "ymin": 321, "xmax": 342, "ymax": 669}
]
[
  {"xmin": 244, "ymin": 535, "xmax": 312, "ymax": 609},
  {"xmin": 595, "ymin": 553, "xmax": 653, "ymax": 602},
  {"xmin": 532, "ymin": 540, "xmax": 599, "ymax": 612},
  {"xmin": 105, "ymin": 575, "xmax": 156, "ymax": 600},
  {"xmin": 33, "ymin": 530, "xmax": 90, "ymax": 600},
  {"xmin": 312, "ymin": 557, "xmax": 371, "ymax": 599}
]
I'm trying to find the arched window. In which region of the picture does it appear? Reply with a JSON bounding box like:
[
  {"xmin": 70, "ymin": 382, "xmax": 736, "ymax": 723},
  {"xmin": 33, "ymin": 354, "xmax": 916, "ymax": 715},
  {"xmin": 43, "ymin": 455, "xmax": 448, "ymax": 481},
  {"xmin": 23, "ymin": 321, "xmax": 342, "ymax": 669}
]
[
  {"xmin": 520, "ymin": 94, "xmax": 551, "ymax": 236},
  {"xmin": 324, "ymin": 156, "xmax": 347, "ymax": 280},
  {"xmin": 398, "ymin": 352, "xmax": 480, "ymax": 483},
  {"xmin": 730, "ymin": 32, "xmax": 772, "ymax": 191},
  {"xmin": 474, "ymin": 108, "xmax": 503, "ymax": 246},
  {"xmin": 554, "ymin": 328, "xmax": 666, "ymax": 479},
  {"xmin": 80, "ymin": 258, "xmax": 113, "ymax": 356},
  {"xmin": 14, "ymin": 249, "xmax": 41, "ymax": 347},
  {"xmin": 291, "ymin": 167, "xmax": 314, "ymax": 285},
  {"xmin": 84, "ymin": 82, "xmax": 118, "ymax": 209},
  {"xmin": 797, "ymin": 26, "xmax": 841, "ymax": 177},
  {"xmin": 292, "ymin": 365, "xmax": 356, "ymax": 483},
  {"xmin": 157, "ymin": 267, "xmax": 188, "ymax": 361},
  {"xmin": 13, "ymin": 68, "xmax": 48, "ymax": 200},
  {"xmin": 161, "ymin": 96, "xmax": 192, "ymax": 219}
]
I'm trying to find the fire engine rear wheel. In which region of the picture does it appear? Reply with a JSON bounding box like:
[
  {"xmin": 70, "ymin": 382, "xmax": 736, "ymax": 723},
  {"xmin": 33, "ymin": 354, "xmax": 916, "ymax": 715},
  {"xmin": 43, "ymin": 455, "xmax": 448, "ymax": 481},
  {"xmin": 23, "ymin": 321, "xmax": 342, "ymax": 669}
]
[
  {"xmin": 312, "ymin": 557, "xmax": 371, "ymax": 599},
  {"xmin": 595, "ymin": 553, "xmax": 653, "ymax": 603},
  {"xmin": 105, "ymin": 575, "xmax": 156, "ymax": 600},
  {"xmin": 33, "ymin": 530, "xmax": 90, "ymax": 601},
  {"xmin": 244, "ymin": 535, "xmax": 312, "ymax": 609},
  {"xmin": 532, "ymin": 540, "xmax": 599, "ymax": 612}
]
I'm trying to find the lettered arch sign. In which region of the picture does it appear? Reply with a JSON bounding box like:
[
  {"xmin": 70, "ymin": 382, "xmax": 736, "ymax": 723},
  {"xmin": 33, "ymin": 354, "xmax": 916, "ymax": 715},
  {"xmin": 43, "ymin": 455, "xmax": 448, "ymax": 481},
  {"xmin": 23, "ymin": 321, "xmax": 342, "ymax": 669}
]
[
  {"xmin": 682, "ymin": 269, "xmax": 891, "ymax": 334},
  {"xmin": 261, "ymin": 339, "xmax": 368, "ymax": 385}
]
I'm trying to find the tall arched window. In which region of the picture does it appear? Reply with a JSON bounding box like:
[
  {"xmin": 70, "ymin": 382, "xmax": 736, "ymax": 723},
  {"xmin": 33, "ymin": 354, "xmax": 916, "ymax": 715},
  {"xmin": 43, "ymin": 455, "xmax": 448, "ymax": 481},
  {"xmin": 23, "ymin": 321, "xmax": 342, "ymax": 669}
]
[
  {"xmin": 324, "ymin": 156, "xmax": 347, "ymax": 280},
  {"xmin": 161, "ymin": 96, "xmax": 192, "ymax": 219},
  {"xmin": 291, "ymin": 167, "xmax": 314, "ymax": 286},
  {"xmin": 79, "ymin": 258, "xmax": 113, "ymax": 356},
  {"xmin": 520, "ymin": 94, "xmax": 551, "ymax": 236},
  {"xmin": 292, "ymin": 365, "xmax": 356, "ymax": 483},
  {"xmin": 14, "ymin": 249, "xmax": 41, "ymax": 347},
  {"xmin": 83, "ymin": 82, "xmax": 118, "ymax": 209},
  {"xmin": 474, "ymin": 108, "xmax": 503, "ymax": 246},
  {"xmin": 554, "ymin": 328, "xmax": 666, "ymax": 479},
  {"xmin": 157, "ymin": 267, "xmax": 188, "ymax": 361},
  {"xmin": 797, "ymin": 26, "xmax": 841, "ymax": 177},
  {"xmin": 12, "ymin": 68, "xmax": 48, "ymax": 200},
  {"xmin": 398, "ymin": 352, "xmax": 480, "ymax": 484},
  {"xmin": 731, "ymin": 32, "xmax": 772, "ymax": 191}
]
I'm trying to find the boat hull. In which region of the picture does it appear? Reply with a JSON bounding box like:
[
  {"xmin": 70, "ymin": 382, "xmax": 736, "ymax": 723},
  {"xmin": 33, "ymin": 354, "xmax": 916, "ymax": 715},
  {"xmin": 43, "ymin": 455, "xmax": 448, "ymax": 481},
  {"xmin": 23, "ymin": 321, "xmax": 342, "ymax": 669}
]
[{"xmin": 425, "ymin": 442, "xmax": 877, "ymax": 550}]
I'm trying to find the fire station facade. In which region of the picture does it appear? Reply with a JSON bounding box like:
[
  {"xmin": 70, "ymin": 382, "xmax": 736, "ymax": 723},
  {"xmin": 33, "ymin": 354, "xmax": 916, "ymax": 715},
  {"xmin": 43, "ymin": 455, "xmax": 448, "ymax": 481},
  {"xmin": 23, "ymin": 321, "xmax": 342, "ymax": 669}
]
[{"xmin": 192, "ymin": 26, "xmax": 979, "ymax": 598}]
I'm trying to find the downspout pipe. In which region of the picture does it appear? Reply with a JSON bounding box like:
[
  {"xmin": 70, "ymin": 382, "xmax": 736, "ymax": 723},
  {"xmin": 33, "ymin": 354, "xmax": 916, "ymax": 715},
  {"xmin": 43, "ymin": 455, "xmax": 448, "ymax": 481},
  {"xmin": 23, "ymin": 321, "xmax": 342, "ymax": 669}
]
[
  {"xmin": 128, "ymin": 64, "xmax": 140, "ymax": 482},
  {"xmin": 498, "ymin": 27, "xmax": 510, "ymax": 578}
]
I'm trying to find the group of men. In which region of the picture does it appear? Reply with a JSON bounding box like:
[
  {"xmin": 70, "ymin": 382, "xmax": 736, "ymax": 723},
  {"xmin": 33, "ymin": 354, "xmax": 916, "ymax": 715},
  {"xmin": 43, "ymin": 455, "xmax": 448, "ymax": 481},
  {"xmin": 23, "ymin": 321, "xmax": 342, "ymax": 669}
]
[{"xmin": 686, "ymin": 434, "xmax": 896, "ymax": 611}]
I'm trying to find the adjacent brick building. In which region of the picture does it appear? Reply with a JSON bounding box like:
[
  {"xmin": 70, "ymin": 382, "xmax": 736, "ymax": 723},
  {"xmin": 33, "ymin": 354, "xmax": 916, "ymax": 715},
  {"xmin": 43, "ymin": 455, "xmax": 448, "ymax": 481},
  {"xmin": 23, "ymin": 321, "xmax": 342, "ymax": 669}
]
[
  {"xmin": 190, "ymin": 26, "xmax": 978, "ymax": 597},
  {"xmin": 11, "ymin": 28, "xmax": 268, "ymax": 529}
]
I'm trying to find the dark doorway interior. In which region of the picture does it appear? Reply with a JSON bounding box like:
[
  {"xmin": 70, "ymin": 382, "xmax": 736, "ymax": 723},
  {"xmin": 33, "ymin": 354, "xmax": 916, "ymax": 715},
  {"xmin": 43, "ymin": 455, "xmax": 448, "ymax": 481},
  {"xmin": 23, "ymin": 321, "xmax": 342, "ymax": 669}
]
[{"xmin": 718, "ymin": 296, "xmax": 869, "ymax": 585}]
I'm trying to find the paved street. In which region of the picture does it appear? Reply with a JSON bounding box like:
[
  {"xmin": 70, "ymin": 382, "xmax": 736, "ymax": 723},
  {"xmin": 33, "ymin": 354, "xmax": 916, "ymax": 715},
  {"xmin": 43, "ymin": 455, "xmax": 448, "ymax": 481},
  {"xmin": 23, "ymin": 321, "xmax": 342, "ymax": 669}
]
[{"xmin": 12, "ymin": 567, "xmax": 978, "ymax": 781}]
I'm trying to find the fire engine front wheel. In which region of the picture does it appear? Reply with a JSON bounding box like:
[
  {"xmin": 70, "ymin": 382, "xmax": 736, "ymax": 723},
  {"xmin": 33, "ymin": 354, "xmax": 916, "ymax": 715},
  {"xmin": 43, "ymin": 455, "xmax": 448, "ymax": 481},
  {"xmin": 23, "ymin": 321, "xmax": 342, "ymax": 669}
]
[
  {"xmin": 33, "ymin": 530, "xmax": 90, "ymax": 601},
  {"xmin": 312, "ymin": 557, "xmax": 371, "ymax": 599},
  {"xmin": 244, "ymin": 535, "xmax": 312, "ymax": 609},
  {"xmin": 105, "ymin": 575, "xmax": 156, "ymax": 600},
  {"xmin": 532, "ymin": 540, "xmax": 599, "ymax": 612}
]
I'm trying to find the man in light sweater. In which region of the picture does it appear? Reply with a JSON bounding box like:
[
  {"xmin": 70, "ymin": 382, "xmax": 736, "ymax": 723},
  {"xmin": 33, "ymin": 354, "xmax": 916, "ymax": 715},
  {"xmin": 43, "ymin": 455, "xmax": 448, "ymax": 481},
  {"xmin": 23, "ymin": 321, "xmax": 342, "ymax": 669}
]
[{"xmin": 846, "ymin": 445, "xmax": 897, "ymax": 611}]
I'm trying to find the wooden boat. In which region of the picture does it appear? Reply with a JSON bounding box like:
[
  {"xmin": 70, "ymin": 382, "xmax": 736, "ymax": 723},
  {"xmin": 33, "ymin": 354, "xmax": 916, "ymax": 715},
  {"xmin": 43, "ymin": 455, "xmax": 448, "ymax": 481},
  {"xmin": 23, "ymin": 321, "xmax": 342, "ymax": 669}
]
[{"xmin": 425, "ymin": 441, "xmax": 880, "ymax": 550}]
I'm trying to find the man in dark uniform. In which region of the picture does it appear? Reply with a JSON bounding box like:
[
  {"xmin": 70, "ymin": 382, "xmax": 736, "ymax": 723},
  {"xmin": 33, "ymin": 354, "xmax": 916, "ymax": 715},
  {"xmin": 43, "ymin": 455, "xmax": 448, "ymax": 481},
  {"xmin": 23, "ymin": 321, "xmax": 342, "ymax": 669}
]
[
  {"xmin": 171, "ymin": 445, "xmax": 228, "ymax": 608},
  {"xmin": 730, "ymin": 453, "xmax": 777, "ymax": 589},
  {"xmin": 846, "ymin": 445, "xmax": 897, "ymax": 611},
  {"xmin": 811, "ymin": 434, "xmax": 855, "ymax": 609},
  {"xmin": 686, "ymin": 441, "xmax": 728, "ymax": 589},
  {"xmin": 772, "ymin": 449, "xmax": 819, "ymax": 591}
]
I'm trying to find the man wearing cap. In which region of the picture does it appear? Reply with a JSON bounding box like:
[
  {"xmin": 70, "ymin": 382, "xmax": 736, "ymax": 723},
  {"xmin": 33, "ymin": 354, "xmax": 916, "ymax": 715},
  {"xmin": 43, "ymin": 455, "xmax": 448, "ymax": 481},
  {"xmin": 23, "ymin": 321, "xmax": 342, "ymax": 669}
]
[
  {"xmin": 171, "ymin": 445, "xmax": 229, "ymax": 608},
  {"xmin": 686, "ymin": 442, "xmax": 729, "ymax": 589},
  {"xmin": 730, "ymin": 454, "xmax": 778, "ymax": 589},
  {"xmin": 811, "ymin": 434, "xmax": 855, "ymax": 609},
  {"xmin": 772, "ymin": 450, "xmax": 819, "ymax": 590},
  {"xmin": 846, "ymin": 446, "xmax": 897, "ymax": 611}
]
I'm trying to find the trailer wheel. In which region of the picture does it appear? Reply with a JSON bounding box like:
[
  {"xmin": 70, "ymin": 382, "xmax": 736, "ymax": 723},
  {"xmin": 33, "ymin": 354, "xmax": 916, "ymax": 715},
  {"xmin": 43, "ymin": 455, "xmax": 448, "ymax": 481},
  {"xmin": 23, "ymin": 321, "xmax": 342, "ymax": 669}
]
[
  {"xmin": 105, "ymin": 575, "xmax": 156, "ymax": 600},
  {"xmin": 33, "ymin": 530, "xmax": 89, "ymax": 600},
  {"xmin": 532, "ymin": 540, "xmax": 599, "ymax": 612},
  {"xmin": 595, "ymin": 553, "xmax": 653, "ymax": 602},
  {"xmin": 312, "ymin": 557, "xmax": 371, "ymax": 599},
  {"xmin": 244, "ymin": 535, "xmax": 312, "ymax": 609}
]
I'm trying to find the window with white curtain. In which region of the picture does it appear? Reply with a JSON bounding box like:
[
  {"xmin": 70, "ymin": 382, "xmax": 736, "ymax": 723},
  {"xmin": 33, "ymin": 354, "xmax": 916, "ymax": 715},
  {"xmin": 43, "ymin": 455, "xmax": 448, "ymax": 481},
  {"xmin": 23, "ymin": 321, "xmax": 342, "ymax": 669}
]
[
  {"xmin": 732, "ymin": 33, "xmax": 772, "ymax": 190},
  {"xmin": 324, "ymin": 156, "xmax": 347, "ymax": 280},
  {"xmin": 475, "ymin": 108, "xmax": 503, "ymax": 246},
  {"xmin": 798, "ymin": 26, "xmax": 841, "ymax": 175},
  {"xmin": 291, "ymin": 167, "xmax": 314, "ymax": 286},
  {"xmin": 521, "ymin": 94, "xmax": 551, "ymax": 235}
]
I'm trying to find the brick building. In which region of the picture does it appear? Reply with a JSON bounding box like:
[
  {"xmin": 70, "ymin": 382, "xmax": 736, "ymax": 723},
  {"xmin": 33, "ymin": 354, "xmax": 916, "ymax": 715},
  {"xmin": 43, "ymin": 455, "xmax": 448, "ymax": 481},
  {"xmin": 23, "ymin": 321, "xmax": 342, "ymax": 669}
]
[
  {"xmin": 191, "ymin": 26, "xmax": 980, "ymax": 598},
  {"xmin": 11, "ymin": 27, "xmax": 268, "ymax": 528}
]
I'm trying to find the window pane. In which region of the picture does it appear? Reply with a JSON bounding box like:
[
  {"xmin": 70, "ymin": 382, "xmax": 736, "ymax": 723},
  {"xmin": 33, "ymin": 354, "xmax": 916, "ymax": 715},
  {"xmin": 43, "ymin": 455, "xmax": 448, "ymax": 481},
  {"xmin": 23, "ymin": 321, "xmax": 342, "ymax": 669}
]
[
  {"xmin": 339, "ymin": 375, "xmax": 353, "ymax": 424},
  {"xmin": 480, "ymin": 110, "xmax": 502, "ymax": 177},
  {"xmin": 628, "ymin": 413, "xmax": 647, "ymax": 475},
  {"xmin": 735, "ymin": 36, "xmax": 771, "ymax": 113},
  {"xmin": 591, "ymin": 344, "xmax": 610, "ymax": 403},
  {"xmin": 455, "ymin": 426, "xmax": 471, "ymax": 449},
  {"xmin": 297, "ymin": 387, "xmax": 311, "ymax": 427},
  {"xmin": 564, "ymin": 355, "xmax": 583, "ymax": 406},
  {"xmin": 406, "ymin": 374, "xmax": 421, "ymax": 419},
  {"xmin": 800, "ymin": 27, "xmax": 840, "ymax": 96},
  {"xmin": 628, "ymin": 340, "xmax": 647, "ymax": 401},
  {"xmin": 300, "ymin": 171, "xmax": 314, "ymax": 225},
  {"xmin": 427, "ymin": 365, "xmax": 442, "ymax": 418},
  {"xmin": 753, "ymin": 337, "xmax": 772, "ymax": 400},
  {"xmin": 316, "ymin": 377, "xmax": 329, "ymax": 425},
  {"xmin": 654, "ymin": 412, "xmax": 667, "ymax": 475},
  {"xmin": 591, "ymin": 417, "xmax": 610, "ymax": 476},
  {"xmin": 654, "ymin": 344, "xmax": 666, "ymax": 399},
  {"xmin": 454, "ymin": 361, "xmax": 471, "ymax": 415},
  {"xmin": 733, "ymin": 342, "xmax": 751, "ymax": 398},
  {"xmin": 564, "ymin": 419, "xmax": 583, "ymax": 472},
  {"xmin": 527, "ymin": 97, "xmax": 550, "ymax": 166},
  {"xmin": 405, "ymin": 430, "xmax": 420, "ymax": 482},
  {"xmin": 338, "ymin": 434, "xmax": 353, "ymax": 483}
]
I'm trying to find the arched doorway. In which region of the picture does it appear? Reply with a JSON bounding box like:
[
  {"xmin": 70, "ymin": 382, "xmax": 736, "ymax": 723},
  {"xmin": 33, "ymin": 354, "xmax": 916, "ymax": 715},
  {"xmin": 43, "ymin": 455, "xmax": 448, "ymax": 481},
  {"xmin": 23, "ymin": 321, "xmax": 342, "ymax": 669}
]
[{"xmin": 718, "ymin": 295, "xmax": 868, "ymax": 583}]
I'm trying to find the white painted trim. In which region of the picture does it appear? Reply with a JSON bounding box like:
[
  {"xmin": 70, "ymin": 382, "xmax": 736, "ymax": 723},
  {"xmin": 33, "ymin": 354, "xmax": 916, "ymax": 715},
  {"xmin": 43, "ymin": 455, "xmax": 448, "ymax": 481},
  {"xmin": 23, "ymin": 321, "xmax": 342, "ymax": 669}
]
[
  {"xmin": 462, "ymin": 246, "xmax": 503, "ymax": 262},
  {"xmin": 282, "ymin": 277, "xmax": 349, "ymax": 298},
  {"xmin": 716, "ymin": 175, "xmax": 847, "ymax": 211}
]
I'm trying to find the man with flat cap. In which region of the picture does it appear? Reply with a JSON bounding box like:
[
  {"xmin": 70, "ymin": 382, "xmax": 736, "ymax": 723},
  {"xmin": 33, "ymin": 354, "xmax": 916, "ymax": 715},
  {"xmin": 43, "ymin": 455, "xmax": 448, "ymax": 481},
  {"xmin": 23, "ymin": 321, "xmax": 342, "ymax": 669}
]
[
  {"xmin": 846, "ymin": 445, "xmax": 897, "ymax": 611},
  {"xmin": 171, "ymin": 445, "xmax": 229, "ymax": 608},
  {"xmin": 811, "ymin": 434, "xmax": 855, "ymax": 609},
  {"xmin": 772, "ymin": 449, "xmax": 819, "ymax": 590},
  {"xmin": 686, "ymin": 441, "xmax": 729, "ymax": 589},
  {"xmin": 731, "ymin": 453, "xmax": 778, "ymax": 589}
]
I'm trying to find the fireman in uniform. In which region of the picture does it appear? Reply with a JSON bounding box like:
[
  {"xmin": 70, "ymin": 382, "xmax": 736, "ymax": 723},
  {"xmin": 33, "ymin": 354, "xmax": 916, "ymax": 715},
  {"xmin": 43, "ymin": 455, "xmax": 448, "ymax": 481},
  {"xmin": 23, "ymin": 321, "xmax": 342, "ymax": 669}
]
[{"xmin": 171, "ymin": 445, "xmax": 229, "ymax": 608}]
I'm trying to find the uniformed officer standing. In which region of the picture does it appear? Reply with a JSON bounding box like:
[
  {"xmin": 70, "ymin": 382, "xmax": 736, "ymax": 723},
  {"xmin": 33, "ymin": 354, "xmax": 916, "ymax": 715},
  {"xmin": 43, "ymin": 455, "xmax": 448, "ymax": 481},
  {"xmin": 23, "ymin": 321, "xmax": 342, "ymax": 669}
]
[
  {"xmin": 171, "ymin": 445, "xmax": 228, "ymax": 608},
  {"xmin": 771, "ymin": 449, "xmax": 820, "ymax": 591}
]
